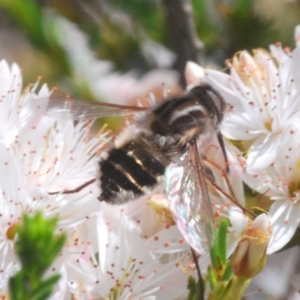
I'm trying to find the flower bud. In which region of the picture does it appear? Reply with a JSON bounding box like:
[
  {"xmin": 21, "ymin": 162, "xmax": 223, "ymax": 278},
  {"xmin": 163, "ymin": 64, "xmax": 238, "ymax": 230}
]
[
  {"xmin": 231, "ymin": 214, "xmax": 271, "ymax": 279},
  {"xmin": 184, "ymin": 61, "xmax": 204, "ymax": 88}
]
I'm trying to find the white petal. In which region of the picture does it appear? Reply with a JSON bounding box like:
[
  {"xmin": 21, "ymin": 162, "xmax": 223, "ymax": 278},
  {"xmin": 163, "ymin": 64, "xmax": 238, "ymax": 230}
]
[
  {"xmin": 229, "ymin": 207, "xmax": 248, "ymax": 235},
  {"xmin": 267, "ymin": 201, "xmax": 300, "ymax": 254},
  {"xmin": 250, "ymin": 213, "xmax": 270, "ymax": 232},
  {"xmin": 295, "ymin": 25, "xmax": 300, "ymax": 46}
]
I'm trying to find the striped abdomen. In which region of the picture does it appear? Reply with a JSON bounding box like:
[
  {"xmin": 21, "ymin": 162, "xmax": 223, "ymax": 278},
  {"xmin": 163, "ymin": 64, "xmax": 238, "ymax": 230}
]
[{"xmin": 98, "ymin": 138, "xmax": 168, "ymax": 204}]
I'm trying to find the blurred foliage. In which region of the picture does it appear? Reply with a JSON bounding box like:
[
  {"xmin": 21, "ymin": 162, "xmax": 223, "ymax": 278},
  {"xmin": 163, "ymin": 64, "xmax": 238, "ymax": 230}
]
[
  {"xmin": 9, "ymin": 212, "xmax": 66, "ymax": 300},
  {"xmin": 0, "ymin": 0, "xmax": 299, "ymax": 99}
]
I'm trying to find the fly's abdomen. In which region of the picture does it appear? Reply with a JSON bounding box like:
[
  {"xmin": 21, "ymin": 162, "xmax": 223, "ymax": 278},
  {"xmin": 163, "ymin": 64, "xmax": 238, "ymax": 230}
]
[{"xmin": 98, "ymin": 139, "xmax": 167, "ymax": 204}]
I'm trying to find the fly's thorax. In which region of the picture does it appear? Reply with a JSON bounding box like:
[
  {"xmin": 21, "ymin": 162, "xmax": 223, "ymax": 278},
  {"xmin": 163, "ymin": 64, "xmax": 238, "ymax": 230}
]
[
  {"xmin": 188, "ymin": 84, "xmax": 226, "ymax": 125},
  {"xmin": 148, "ymin": 87, "xmax": 223, "ymax": 155}
]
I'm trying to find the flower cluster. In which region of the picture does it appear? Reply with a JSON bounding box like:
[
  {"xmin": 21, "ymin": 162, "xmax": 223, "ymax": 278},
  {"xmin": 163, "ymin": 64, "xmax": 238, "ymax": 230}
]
[
  {"xmin": 184, "ymin": 25, "xmax": 300, "ymax": 297},
  {"xmin": 0, "ymin": 60, "xmax": 196, "ymax": 299}
]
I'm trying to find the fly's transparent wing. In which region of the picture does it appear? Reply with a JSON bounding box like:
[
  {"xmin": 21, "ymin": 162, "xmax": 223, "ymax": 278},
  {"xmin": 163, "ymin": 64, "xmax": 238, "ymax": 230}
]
[
  {"xmin": 165, "ymin": 142, "xmax": 215, "ymax": 254},
  {"xmin": 26, "ymin": 96, "xmax": 147, "ymax": 120}
]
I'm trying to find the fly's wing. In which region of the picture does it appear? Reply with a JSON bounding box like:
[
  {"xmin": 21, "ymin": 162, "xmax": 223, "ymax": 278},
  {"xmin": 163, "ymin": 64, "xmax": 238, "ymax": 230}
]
[
  {"xmin": 165, "ymin": 142, "xmax": 215, "ymax": 254},
  {"xmin": 26, "ymin": 96, "xmax": 147, "ymax": 120}
]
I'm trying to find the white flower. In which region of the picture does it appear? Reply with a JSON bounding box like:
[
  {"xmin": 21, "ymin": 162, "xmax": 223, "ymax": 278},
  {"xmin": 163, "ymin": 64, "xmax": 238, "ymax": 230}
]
[
  {"xmin": 64, "ymin": 206, "xmax": 192, "ymax": 299},
  {"xmin": 185, "ymin": 26, "xmax": 300, "ymax": 254},
  {"xmin": 0, "ymin": 59, "xmax": 201, "ymax": 299},
  {"xmin": 247, "ymin": 135, "xmax": 300, "ymax": 254},
  {"xmin": 0, "ymin": 60, "xmax": 23, "ymax": 145},
  {"xmin": 186, "ymin": 45, "xmax": 300, "ymax": 173},
  {"xmin": 0, "ymin": 59, "xmax": 110, "ymax": 294}
]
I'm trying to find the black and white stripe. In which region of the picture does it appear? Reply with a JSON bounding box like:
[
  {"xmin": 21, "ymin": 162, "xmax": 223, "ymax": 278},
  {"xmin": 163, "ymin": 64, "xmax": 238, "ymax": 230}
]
[{"xmin": 98, "ymin": 140, "xmax": 166, "ymax": 203}]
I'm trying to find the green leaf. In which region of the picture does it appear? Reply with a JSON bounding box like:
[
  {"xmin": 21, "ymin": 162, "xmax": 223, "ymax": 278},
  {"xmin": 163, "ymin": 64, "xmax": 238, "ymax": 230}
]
[
  {"xmin": 222, "ymin": 262, "xmax": 232, "ymax": 281},
  {"xmin": 210, "ymin": 241, "xmax": 220, "ymax": 270},
  {"xmin": 217, "ymin": 219, "xmax": 229, "ymax": 266},
  {"xmin": 208, "ymin": 265, "xmax": 217, "ymax": 290},
  {"xmin": 31, "ymin": 275, "xmax": 61, "ymax": 300},
  {"xmin": 8, "ymin": 273, "xmax": 23, "ymax": 300}
]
